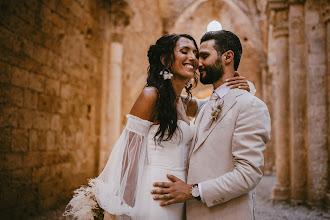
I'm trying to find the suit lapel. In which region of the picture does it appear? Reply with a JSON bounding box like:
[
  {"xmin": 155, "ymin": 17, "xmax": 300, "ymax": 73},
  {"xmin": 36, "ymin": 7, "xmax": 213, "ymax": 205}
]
[{"xmin": 192, "ymin": 89, "xmax": 243, "ymax": 154}]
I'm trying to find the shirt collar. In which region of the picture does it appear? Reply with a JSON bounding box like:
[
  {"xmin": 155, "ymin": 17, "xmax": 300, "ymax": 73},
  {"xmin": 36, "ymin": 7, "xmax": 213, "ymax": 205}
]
[{"xmin": 213, "ymin": 83, "xmax": 230, "ymax": 99}]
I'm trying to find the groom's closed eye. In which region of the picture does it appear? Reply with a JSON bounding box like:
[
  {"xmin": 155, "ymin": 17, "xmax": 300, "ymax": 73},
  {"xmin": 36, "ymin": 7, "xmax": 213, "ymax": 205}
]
[{"xmin": 199, "ymin": 53, "xmax": 209, "ymax": 59}]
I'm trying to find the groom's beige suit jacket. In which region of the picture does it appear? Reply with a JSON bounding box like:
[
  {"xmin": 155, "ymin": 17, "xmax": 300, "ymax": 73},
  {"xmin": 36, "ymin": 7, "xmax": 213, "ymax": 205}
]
[{"xmin": 186, "ymin": 88, "xmax": 271, "ymax": 220}]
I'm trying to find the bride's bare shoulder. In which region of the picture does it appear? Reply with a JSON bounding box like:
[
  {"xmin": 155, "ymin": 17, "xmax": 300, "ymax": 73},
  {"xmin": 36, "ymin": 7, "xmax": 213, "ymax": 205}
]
[{"xmin": 129, "ymin": 87, "xmax": 158, "ymax": 121}]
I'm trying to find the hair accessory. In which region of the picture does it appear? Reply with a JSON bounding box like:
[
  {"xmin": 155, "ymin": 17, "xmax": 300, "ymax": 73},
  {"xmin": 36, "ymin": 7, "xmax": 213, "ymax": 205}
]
[{"xmin": 160, "ymin": 68, "xmax": 173, "ymax": 80}]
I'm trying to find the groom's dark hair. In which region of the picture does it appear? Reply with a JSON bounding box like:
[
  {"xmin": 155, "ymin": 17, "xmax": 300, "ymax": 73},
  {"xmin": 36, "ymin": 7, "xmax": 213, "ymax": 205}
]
[{"xmin": 200, "ymin": 30, "xmax": 242, "ymax": 71}]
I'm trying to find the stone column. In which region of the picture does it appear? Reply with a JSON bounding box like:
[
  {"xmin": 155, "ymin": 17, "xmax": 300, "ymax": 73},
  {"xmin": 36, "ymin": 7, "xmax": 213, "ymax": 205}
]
[
  {"xmin": 288, "ymin": 0, "xmax": 307, "ymax": 202},
  {"xmin": 262, "ymin": 64, "xmax": 276, "ymax": 175},
  {"xmin": 264, "ymin": 15, "xmax": 277, "ymax": 176},
  {"xmin": 268, "ymin": 1, "xmax": 291, "ymax": 200},
  {"xmin": 99, "ymin": 0, "xmax": 131, "ymax": 172},
  {"xmin": 323, "ymin": 4, "xmax": 330, "ymax": 207},
  {"xmin": 99, "ymin": 34, "xmax": 124, "ymax": 171},
  {"xmin": 305, "ymin": 0, "xmax": 328, "ymax": 205}
]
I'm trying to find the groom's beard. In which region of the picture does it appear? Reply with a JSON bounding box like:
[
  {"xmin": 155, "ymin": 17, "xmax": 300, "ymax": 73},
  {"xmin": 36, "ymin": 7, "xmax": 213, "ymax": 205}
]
[{"xmin": 199, "ymin": 58, "xmax": 224, "ymax": 85}]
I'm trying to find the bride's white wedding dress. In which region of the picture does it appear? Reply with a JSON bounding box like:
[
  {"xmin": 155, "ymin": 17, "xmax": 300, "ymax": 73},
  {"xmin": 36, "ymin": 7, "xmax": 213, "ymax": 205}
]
[
  {"xmin": 64, "ymin": 114, "xmax": 193, "ymax": 220},
  {"xmin": 134, "ymin": 119, "xmax": 192, "ymax": 220}
]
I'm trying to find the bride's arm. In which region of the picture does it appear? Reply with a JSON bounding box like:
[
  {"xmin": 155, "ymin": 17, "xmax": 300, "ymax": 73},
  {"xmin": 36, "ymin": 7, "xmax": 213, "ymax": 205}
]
[
  {"xmin": 121, "ymin": 87, "xmax": 157, "ymax": 207},
  {"xmin": 65, "ymin": 88, "xmax": 157, "ymax": 220},
  {"xmin": 129, "ymin": 86, "xmax": 158, "ymax": 121}
]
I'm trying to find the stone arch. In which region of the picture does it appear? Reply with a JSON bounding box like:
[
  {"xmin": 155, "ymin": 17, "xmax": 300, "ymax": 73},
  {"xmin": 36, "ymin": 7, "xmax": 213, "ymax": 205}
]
[{"xmin": 170, "ymin": 0, "xmax": 265, "ymax": 98}]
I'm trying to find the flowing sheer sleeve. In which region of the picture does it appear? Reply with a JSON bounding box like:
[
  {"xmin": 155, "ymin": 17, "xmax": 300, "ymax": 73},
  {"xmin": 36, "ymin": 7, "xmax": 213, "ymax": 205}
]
[
  {"xmin": 63, "ymin": 114, "xmax": 152, "ymax": 220},
  {"xmin": 95, "ymin": 114, "xmax": 153, "ymax": 218}
]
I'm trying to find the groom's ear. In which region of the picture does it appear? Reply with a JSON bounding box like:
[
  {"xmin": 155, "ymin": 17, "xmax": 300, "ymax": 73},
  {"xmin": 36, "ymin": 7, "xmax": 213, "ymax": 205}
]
[{"xmin": 223, "ymin": 50, "xmax": 234, "ymax": 65}]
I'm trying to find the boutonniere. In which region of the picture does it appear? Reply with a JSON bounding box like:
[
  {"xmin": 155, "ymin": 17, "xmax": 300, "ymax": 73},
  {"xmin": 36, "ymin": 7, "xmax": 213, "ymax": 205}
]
[{"xmin": 210, "ymin": 100, "xmax": 224, "ymax": 121}]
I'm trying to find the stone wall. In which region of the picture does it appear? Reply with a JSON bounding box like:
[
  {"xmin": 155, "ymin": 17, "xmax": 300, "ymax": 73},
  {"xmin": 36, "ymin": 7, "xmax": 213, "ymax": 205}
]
[
  {"xmin": 0, "ymin": 0, "xmax": 164, "ymax": 218},
  {"xmin": 0, "ymin": 0, "xmax": 104, "ymax": 218}
]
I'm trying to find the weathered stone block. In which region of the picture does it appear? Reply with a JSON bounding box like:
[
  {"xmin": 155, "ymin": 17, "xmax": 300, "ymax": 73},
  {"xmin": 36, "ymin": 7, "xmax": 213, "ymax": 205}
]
[
  {"xmin": 50, "ymin": 114, "xmax": 61, "ymax": 131},
  {"xmin": 17, "ymin": 108, "xmax": 34, "ymax": 129},
  {"xmin": 23, "ymin": 152, "xmax": 41, "ymax": 168},
  {"xmin": 28, "ymin": 73, "xmax": 45, "ymax": 92},
  {"xmin": 38, "ymin": 94, "xmax": 53, "ymax": 112},
  {"xmin": 32, "ymin": 45, "xmax": 49, "ymax": 65},
  {"xmin": 1, "ymin": 85, "xmax": 24, "ymax": 107},
  {"xmin": 37, "ymin": 130, "xmax": 48, "ymax": 151},
  {"xmin": 45, "ymin": 78, "xmax": 60, "ymax": 96},
  {"xmin": 0, "ymin": 153, "xmax": 5, "ymax": 170},
  {"xmin": 29, "ymin": 129, "xmax": 38, "ymax": 151},
  {"xmin": 11, "ymin": 66, "xmax": 29, "ymax": 88},
  {"xmin": 0, "ymin": 187, "xmax": 19, "ymax": 208},
  {"xmin": 12, "ymin": 168, "xmax": 32, "ymax": 187},
  {"xmin": 24, "ymin": 88, "xmax": 38, "ymax": 109},
  {"xmin": 38, "ymin": 195, "xmax": 58, "ymax": 210},
  {"xmin": 0, "ymin": 127, "xmax": 11, "ymax": 152},
  {"xmin": 60, "ymin": 83, "xmax": 72, "ymax": 99},
  {"xmin": 51, "ymin": 97, "xmax": 63, "ymax": 113},
  {"xmin": 32, "ymin": 166, "xmax": 52, "ymax": 184},
  {"xmin": 55, "ymin": 131, "xmax": 66, "ymax": 149},
  {"xmin": 11, "ymin": 128, "xmax": 28, "ymax": 152},
  {"xmin": 0, "ymin": 61, "xmax": 12, "ymax": 84},
  {"xmin": 0, "ymin": 105, "xmax": 18, "ymax": 127},
  {"xmin": 32, "ymin": 111, "xmax": 50, "ymax": 130},
  {"xmin": 4, "ymin": 152, "xmax": 23, "ymax": 170},
  {"xmin": 57, "ymin": 99, "xmax": 67, "ymax": 114},
  {"xmin": 46, "ymin": 131, "xmax": 55, "ymax": 150}
]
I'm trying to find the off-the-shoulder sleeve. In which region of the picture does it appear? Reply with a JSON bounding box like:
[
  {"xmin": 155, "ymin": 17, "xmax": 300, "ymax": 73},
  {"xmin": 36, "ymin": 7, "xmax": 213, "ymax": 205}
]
[
  {"xmin": 96, "ymin": 114, "xmax": 152, "ymax": 218},
  {"xmin": 64, "ymin": 114, "xmax": 152, "ymax": 220}
]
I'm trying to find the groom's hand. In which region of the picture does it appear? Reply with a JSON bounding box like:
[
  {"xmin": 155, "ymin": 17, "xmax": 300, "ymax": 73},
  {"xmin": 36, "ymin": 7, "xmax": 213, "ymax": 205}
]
[{"xmin": 151, "ymin": 174, "xmax": 193, "ymax": 206}]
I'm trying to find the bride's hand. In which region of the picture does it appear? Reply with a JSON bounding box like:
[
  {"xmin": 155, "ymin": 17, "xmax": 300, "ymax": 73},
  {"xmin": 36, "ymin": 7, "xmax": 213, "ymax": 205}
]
[{"xmin": 226, "ymin": 71, "xmax": 250, "ymax": 92}]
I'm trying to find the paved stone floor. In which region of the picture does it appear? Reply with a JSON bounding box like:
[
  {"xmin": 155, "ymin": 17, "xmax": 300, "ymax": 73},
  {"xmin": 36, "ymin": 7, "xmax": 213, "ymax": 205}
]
[{"xmin": 31, "ymin": 176, "xmax": 330, "ymax": 220}]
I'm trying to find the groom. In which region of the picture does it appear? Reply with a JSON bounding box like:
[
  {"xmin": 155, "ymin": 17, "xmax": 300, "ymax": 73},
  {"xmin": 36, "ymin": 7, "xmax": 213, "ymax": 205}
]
[{"xmin": 151, "ymin": 30, "xmax": 271, "ymax": 219}]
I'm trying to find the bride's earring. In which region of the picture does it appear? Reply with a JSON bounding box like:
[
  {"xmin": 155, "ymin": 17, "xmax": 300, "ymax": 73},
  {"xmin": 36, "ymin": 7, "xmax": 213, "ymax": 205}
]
[
  {"xmin": 185, "ymin": 78, "xmax": 194, "ymax": 88},
  {"xmin": 160, "ymin": 68, "xmax": 173, "ymax": 80}
]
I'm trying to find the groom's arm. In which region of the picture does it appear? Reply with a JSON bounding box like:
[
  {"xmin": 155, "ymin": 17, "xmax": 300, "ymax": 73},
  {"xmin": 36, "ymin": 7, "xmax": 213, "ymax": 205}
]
[
  {"xmin": 151, "ymin": 95, "xmax": 270, "ymax": 207},
  {"xmin": 200, "ymin": 96, "xmax": 271, "ymax": 207}
]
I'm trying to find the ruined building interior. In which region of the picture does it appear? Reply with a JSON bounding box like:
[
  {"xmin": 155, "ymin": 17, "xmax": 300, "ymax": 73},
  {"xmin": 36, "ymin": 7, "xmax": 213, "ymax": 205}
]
[{"xmin": 0, "ymin": 0, "xmax": 329, "ymax": 218}]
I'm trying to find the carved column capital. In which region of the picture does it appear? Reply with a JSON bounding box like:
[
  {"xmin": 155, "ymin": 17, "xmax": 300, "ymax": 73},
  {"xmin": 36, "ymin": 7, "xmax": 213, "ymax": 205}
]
[
  {"xmin": 322, "ymin": 6, "xmax": 330, "ymax": 24},
  {"xmin": 267, "ymin": 0, "xmax": 288, "ymax": 13},
  {"xmin": 266, "ymin": 0, "xmax": 288, "ymax": 26},
  {"xmin": 111, "ymin": 33, "xmax": 124, "ymax": 43},
  {"xmin": 288, "ymin": 0, "xmax": 305, "ymax": 5},
  {"xmin": 273, "ymin": 9, "xmax": 289, "ymax": 38},
  {"xmin": 108, "ymin": 0, "xmax": 133, "ymax": 28}
]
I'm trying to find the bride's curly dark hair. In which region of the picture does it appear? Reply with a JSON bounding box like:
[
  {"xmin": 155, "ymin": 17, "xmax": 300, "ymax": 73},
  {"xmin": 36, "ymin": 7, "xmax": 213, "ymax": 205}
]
[{"xmin": 146, "ymin": 34, "xmax": 199, "ymax": 144}]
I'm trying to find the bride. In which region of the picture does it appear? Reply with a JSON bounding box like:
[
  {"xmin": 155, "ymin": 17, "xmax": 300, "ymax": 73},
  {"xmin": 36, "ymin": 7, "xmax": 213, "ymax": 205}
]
[{"xmin": 63, "ymin": 33, "xmax": 252, "ymax": 220}]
